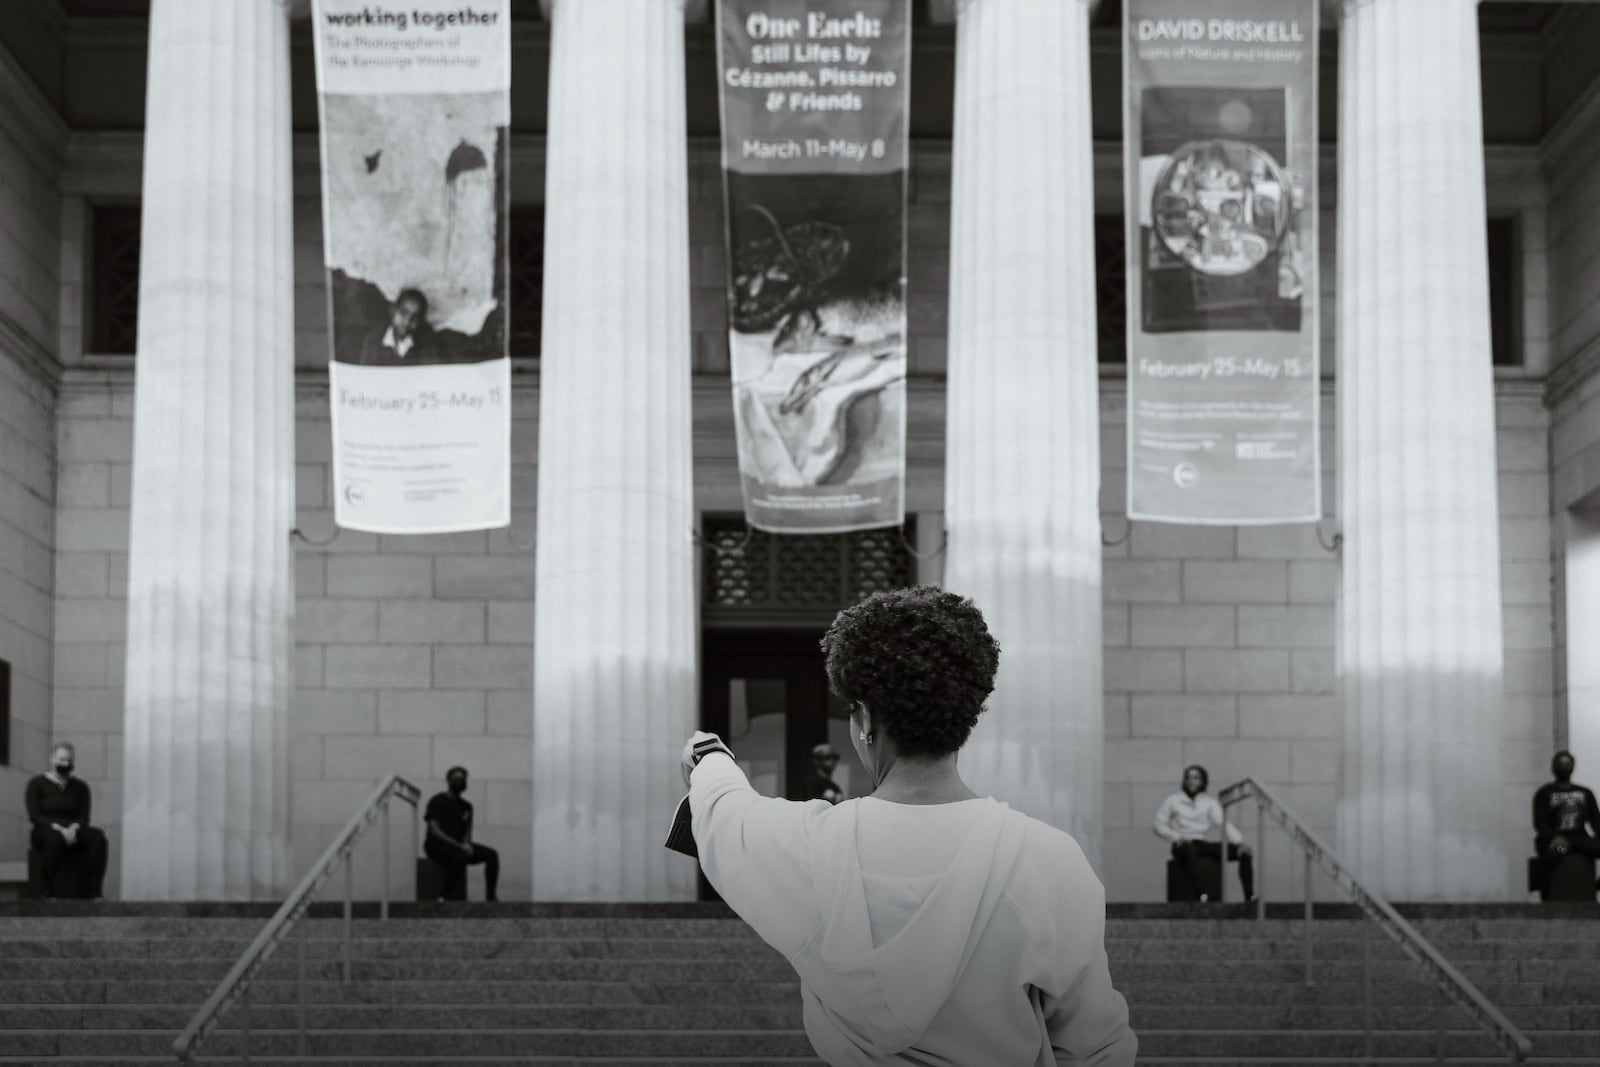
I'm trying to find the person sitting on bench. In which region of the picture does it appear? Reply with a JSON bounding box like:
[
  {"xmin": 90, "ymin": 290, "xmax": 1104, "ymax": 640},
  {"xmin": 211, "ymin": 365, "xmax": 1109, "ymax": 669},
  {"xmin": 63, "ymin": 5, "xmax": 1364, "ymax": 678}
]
[
  {"xmin": 1154, "ymin": 764, "xmax": 1255, "ymax": 903},
  {"xmin": 1533, "ymin": 750, "xmax": 1600, "ymax": 889},
  {"xmin": 423, "ymin": 766, "xmax": 499, "ymax": 901},
  {"xmin": 25, "ymin": 743, "xmax": 108, "ymax": 900}
]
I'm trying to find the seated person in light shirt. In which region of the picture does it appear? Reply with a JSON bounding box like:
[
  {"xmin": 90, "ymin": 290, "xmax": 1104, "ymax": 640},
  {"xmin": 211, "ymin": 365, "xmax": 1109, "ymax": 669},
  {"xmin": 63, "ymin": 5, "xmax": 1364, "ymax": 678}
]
[
  {"xmin": 1153, "ymin": 764, "xmax": 1256, "ymax": 903},
  {"xmin": 682, "ymin": 586, "xmax": 1137, "ymax": 1066}
]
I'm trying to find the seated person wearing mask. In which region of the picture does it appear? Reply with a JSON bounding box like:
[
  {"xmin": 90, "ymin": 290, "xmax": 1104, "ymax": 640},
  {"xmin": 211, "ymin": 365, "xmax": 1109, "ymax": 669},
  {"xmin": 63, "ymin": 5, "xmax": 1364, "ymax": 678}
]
[
  {"xmin": 25, "ymin": 743, "xmax": 108, "ymax": 899},
  {"xmin": 423, "ymin": 766, "xmax": 499, "ymax": 902}
]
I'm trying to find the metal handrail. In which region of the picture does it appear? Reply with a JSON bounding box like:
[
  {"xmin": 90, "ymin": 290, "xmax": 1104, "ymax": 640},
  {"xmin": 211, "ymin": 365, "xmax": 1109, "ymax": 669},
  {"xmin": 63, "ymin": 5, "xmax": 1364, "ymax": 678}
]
[
  {"xmin": 172, "ymin": 774, "xmax": 422, "ymax": 1062},
  {"xmin": 1218, "ymin": 777, "xmax": 1533, "ymax": 1064}
]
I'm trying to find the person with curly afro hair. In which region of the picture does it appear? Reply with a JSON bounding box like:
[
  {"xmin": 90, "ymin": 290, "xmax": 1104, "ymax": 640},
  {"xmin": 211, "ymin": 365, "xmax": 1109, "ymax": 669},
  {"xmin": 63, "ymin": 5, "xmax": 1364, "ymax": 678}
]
[{"xmin": 679, "ymin": 586, "xmax": 1136, "ymax": 1066}]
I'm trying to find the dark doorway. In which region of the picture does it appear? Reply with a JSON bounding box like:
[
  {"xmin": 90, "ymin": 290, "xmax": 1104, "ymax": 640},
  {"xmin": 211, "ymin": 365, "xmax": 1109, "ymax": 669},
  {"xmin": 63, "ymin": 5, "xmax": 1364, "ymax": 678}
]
[
  {"xmin": 696, "ymin": 629, "xmax": 864, "ymax": 900},
  {"xmin": 702, "ymin": 630, "xmax": 857, "ymax": 802}
]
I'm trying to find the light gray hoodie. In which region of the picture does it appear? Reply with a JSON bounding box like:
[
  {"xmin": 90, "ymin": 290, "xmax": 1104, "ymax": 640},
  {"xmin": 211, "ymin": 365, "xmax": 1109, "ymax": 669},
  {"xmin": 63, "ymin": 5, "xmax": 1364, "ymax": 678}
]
[{"xmin": 691, "ymin": 752, "xmax": 1137, "ymax": 1066}]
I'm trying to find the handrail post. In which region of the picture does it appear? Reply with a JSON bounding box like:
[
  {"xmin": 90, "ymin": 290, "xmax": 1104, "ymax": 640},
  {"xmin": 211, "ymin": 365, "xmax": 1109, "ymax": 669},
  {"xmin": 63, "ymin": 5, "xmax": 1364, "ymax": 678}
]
[
  {"xmin": 240, "ymin": 984, "xmax": 251, "ymax": 1066},
  {"xmin": 1436, "ymin": 986, "xmax": 1446, "ymax": 1063},
  {"xmin": 343, "ymin": 859, "xmax": 353, "ymax": 984},
  {"xmin": 412, "ymin": 801, "xmax": 421, "ymax": 900},
  {"xmin": 381, "ymin": 800, "xmax": 391, "ymax": 921},
  {"xmin": 297, "ymin": 933, "xmax": 308, "ymax": 1057},
  {"xmin": 1255, "ymin": 799, "xmax": 1265, "ymax": 920},
  {"xmin": 1218, "ymin": 805, "xmax": 1228, "ymax": 903},
  {"xmin": 1362, "ymin": 918, "xmax": 1372, "ymax": 1061},
  {"xmin": 1303, "ymin": 849, "xmax": 1314, "ymax": 986}
]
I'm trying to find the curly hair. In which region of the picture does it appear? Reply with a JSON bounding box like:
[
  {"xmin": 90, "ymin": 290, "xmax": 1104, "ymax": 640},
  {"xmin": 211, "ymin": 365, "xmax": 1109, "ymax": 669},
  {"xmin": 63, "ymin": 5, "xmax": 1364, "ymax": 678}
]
[{"xmin": 819, "ymin": 586, "xmax": 1001, "ymax": 759}]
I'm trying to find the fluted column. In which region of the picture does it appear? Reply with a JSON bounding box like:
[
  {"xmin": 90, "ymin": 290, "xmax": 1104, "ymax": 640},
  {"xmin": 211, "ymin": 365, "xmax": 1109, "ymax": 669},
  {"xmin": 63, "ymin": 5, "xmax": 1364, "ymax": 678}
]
[
  {"xmin": 531, "ymin": 0, "xmax": 697, "ymax": 900},
  {"xmin": 120, "ymin": 0, "xmax": 294, "ymax": 900},
  {"xmin": 942, "ymin": 0, "xmax": 1104, "ymax": 865},
  {"xmin": 1336, "ymin": 0, "xmax": 1507, "ymax": 899}
]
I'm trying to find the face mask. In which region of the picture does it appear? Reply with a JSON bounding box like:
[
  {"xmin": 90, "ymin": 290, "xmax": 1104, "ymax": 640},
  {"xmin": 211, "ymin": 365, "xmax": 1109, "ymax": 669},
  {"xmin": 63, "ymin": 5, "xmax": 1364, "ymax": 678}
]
[
  {"xmin": 448, "ymin": 778, "xmax": 466, "ymax": 793},
  {"xmin": 54, "ymin": 761, "xmax": 73, "ymax": 776}
]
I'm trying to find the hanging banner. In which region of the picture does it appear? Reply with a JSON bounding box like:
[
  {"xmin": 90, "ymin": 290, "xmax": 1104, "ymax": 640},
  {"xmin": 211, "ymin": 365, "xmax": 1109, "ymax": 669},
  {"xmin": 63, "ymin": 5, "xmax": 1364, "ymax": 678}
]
[
  {"xmin": 312, "ymin": 0, "xmax": 511, "ymax": 534},
  {"xmin": 716, "ymin": 1, "xmax": 910, "ymax": 534},
  {"xmin": 1124, "ymin": 0, "xmax": 1320, "ymax": 524}
]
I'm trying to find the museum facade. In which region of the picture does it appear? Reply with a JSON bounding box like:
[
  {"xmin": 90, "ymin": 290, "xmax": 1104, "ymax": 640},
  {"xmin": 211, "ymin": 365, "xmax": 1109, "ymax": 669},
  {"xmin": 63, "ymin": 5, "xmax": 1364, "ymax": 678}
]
[{"xmin": 1, "ymin": 0, "xmax": 1599, "ymax": 903}]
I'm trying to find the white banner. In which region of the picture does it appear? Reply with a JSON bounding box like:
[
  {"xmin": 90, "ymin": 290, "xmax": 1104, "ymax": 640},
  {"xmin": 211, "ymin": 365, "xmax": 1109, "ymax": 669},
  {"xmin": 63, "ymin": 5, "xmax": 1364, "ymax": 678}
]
[{"xmin": 312, "ymin": 0, "xmax": 511, "ymax": 534}]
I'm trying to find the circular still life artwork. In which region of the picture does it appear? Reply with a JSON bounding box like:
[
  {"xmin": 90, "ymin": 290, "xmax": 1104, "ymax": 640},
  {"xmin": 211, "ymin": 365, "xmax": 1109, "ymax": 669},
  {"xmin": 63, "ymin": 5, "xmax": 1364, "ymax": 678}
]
[{"xmin": 1152, "ymin": 139, "xmax": 1290, "ymax": 277}]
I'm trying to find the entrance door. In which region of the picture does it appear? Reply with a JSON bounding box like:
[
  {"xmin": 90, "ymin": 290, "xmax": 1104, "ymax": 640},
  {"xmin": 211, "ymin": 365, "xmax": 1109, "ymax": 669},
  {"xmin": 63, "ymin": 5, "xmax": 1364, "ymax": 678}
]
[
  {"xmin": 701, "ymin": 630, "xmax": 860, "ymax": 802},
  {"xmin": 698, "ymin": 630, "xmax": 863, "ymax": 900}
]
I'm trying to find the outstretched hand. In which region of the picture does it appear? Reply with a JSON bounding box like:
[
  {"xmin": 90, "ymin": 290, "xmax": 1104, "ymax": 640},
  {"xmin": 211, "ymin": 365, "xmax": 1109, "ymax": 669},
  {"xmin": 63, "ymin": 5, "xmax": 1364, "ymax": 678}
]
[{"xmin": 681, "ymin": 731, "xmax": 730, "ymax": 788}]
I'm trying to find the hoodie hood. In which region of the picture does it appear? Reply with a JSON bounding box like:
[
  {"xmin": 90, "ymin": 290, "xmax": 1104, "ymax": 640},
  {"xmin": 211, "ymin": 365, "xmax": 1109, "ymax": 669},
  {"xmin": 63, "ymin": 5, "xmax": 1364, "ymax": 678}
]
[{"xmin": 795, "ymin": 797, "xmax": 1030, "ymax": 1058}]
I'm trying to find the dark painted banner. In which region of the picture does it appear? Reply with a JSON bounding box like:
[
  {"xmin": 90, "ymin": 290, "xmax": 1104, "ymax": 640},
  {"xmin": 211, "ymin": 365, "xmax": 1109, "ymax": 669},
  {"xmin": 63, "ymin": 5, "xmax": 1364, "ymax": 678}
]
[
  {"xmin": 312, "ymin": 0, "xmax": 511, "ymax": 534},
  {"xmin": 717, "ymin": 0, "xmax": 910, "ymax": 534},
  {"xmin": 1124, "ymin": 0, "xmax": 1321, "ymax": 524}
]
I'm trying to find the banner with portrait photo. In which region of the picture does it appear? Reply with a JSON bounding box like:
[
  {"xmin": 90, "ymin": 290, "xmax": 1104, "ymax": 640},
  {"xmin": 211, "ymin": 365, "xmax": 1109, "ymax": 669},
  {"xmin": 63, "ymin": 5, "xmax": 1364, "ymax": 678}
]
[
  {"xmin": 312, "ymin": 0, "xmax": 510, "ymax": 533},
  {"xmin": 1124, "ymin": 0, "xmax": 1320, "ymax": 524},
  {"xmin": 716, "ymin": 0, "xmax": 909, "ymax": 534}
]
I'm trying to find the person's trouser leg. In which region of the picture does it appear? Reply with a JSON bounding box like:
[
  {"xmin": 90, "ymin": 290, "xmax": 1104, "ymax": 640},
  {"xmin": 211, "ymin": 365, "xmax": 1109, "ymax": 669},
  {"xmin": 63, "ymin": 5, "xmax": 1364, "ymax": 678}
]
[
  {"xmin": 467, "ymin": 845, "xmax": 500, "ymax": 901},
  {"xmin": 1565, "ymin": 834, "xmax": 1600, "ymax": 861},
  {"xmin": 80, "ymin": 827, "xmax": 108, "ymax": 899},
  {"xmin": 1171, "ymin": 841, "xmax": 1205, "ymax": 899},
  {"xmin": 424, "ymin": 843, "xmax": 469, "ymax": 901},
  {"xmin": 30, "ymin": 828, "xmax": 68, "ymax": 897}
]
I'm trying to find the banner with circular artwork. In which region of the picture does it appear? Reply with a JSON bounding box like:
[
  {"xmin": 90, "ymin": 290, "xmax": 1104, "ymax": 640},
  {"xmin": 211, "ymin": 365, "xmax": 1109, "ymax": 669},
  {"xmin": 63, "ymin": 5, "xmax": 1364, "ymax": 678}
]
[
  {"xmin": 1124, "ymin": 0, "xmax": 1321, "ymax": 524},
  {"xmin": 716, "ymin": 0, "xmax": 910, "ymax": 534},
  {"xmin": 311, "ymin": 0, "xmax": 511, "ymax": 534}
]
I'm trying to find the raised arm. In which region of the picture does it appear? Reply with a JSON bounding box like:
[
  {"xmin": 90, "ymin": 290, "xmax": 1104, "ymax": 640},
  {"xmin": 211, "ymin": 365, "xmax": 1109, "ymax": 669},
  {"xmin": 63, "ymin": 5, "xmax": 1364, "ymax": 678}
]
[{"xmin": 689, "ymin": 750, "xmax": 821, "ymax": 960}]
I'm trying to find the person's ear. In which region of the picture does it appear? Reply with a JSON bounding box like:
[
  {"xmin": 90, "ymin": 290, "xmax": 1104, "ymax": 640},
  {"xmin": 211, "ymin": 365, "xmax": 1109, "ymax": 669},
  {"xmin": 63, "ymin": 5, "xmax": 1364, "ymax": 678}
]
[{"xmin": 855, "ymin": 704, "xmax": 873, "ymax": 741}]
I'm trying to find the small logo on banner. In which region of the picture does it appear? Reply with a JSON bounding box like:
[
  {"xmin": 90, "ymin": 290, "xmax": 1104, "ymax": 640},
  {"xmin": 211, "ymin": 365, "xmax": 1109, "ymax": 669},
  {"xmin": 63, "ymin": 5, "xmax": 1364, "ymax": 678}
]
[
  {"xmin": 1173, "ymin": 463, "xmax": 1199, "ymax": 489},
  {"xmin": 343, "ymin": 483, "xmax": 367, "ymax": 508}
]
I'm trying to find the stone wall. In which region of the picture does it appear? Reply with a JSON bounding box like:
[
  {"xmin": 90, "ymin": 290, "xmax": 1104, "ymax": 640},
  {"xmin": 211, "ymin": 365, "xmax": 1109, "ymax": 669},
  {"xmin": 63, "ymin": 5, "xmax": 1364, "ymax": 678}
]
[{"xmin": 0, "ymin": 50, "xmax": 61, "ymax": 860}]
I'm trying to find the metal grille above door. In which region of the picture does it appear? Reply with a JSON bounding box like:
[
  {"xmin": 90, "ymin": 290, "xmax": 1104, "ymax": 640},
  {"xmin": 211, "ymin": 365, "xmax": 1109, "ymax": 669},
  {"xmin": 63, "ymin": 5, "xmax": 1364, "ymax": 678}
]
[{"xmin": 702, "ymin": 516, "xmax": 916, "ymax": 628}]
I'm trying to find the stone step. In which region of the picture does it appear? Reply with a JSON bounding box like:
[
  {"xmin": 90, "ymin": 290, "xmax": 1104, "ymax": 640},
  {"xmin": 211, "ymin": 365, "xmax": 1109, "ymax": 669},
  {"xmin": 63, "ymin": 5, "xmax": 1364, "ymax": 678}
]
[
  {"xmin": 7, "ymin": 1026, "xmax": 1599, "ymax": 1059},
  {"xmin": 7, "ymin": 954, "xmax": 1600, "ymax": 986},
  {"xmin": 3, "ymin": 914, "xmax": 1597, "ymax": 941},
  {"xmin": 0, "ymin": 1060, "xmax": 1586, "ymax": 1067},
  {"xmin": 3, "ymin": 1001, "xmax": 1598, "ymax": 1033},
  {"xmin": 0, "ymin": 978, "xmax": 1592, "ymax": 1011},
  {"xmin": 5, "ymin": 934, "xmax": 1598, "ymax": 962}
]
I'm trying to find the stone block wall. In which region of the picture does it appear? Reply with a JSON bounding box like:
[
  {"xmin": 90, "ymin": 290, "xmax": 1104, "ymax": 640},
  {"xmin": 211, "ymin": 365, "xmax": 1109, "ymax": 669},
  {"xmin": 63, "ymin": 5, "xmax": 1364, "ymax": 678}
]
[{"xmin": 0, "ymin": 57, "xmax": 61, "ymax": 862}]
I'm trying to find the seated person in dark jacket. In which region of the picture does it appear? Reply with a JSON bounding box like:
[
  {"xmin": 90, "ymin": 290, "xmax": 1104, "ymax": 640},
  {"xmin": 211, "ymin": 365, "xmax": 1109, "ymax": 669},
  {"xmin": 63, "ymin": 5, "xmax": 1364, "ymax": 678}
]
[
  {"xmin": 423, "ymin": 766, "xmax": 499, "ymax": 901},
  {"xmin": 1533, "ymin": 750, "xmax": 1600, "ymax": 883},
  {"xmin": 25, "ymin": 743, "xmax": 108, "ymax": 899}
]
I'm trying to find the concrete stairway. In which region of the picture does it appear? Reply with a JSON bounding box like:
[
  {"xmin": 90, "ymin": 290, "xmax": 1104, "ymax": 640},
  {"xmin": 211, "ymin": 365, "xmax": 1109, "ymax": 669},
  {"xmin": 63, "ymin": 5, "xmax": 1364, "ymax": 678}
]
[{"xmin": 0, "ymin": 902, "xmax": 1597, "ymax": 1065}]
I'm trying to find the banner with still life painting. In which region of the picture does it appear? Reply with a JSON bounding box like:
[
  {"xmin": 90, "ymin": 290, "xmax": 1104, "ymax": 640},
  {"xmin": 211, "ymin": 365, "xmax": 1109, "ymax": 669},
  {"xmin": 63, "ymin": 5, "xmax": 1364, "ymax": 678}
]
[
  {"xmin": 311, "ymin": 0, "xmax": 510, "ymax": 534},
  {"xmin": 716, "ymin": 0, "xmax": 909, "ymax": 534},
  {"xmin": 1124, "ymin": 0, "xmax": 1320, "ymax": 524}
]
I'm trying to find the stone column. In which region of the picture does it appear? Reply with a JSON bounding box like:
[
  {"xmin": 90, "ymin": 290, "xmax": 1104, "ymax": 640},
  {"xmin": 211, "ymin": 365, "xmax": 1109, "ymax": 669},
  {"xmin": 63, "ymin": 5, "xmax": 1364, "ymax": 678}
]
[
  {"xmin": 941, "ymin": 0, "xmax": 1104, "ymax": 865},
  {"xmin": 531, "ymin": 0, "xmax": 698, "ymax": 900},
  {"xmin": 1336, "ymin": 0, "xmax": 1507, "ymax": 899},
  {"xmin": 120, "ymin": 0, "xmax": 295, "ymax": 900}
]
